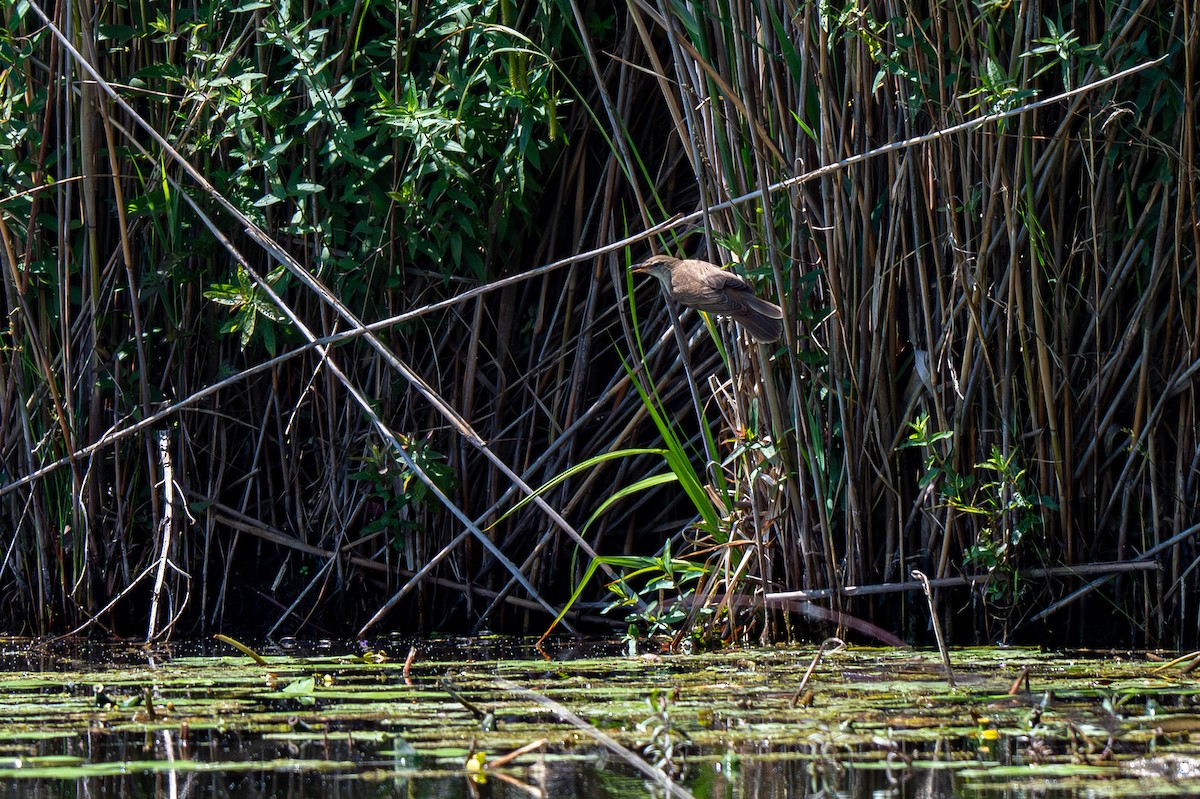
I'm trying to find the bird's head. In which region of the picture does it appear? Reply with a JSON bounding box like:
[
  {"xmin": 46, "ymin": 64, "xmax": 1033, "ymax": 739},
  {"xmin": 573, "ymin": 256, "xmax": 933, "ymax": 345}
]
[{"xmin": 631, "ymin": 255, "xmax": 679, "ymax": 286}]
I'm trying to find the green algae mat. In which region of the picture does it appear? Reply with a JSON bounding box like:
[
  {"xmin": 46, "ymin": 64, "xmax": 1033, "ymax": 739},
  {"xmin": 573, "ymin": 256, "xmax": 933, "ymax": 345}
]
[{"xmin": 0, "ymin": 638, "xmax": 1198, "ymax": 797}]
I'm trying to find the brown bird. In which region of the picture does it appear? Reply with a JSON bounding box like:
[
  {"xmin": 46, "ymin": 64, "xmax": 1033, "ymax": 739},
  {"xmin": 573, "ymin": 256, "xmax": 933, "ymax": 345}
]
[{"xmin": 632, "ymin": 255, "xmax": 784, "ymax": 342}]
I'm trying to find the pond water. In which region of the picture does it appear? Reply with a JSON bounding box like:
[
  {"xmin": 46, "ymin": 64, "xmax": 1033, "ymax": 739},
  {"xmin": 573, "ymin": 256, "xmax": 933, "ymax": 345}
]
[{"xmin": 0, "ymin": 637, "xmax": 1196, "ymax": 797}]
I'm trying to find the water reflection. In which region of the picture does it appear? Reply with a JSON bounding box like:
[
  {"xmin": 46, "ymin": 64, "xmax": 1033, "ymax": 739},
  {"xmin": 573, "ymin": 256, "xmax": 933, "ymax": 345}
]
[
  {"xmin": 0, "ymin": 639, "xmax": 1189, "ymax": 799},
  {"xmin": 0, "ymin": 733, "xmax": 1065, "ymax": 799}
]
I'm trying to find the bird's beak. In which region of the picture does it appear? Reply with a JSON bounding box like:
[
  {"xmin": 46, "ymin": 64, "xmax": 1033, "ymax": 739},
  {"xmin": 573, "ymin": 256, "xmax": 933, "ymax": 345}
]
[{"xmin": 630, "ymin": 262, "xmax": 650, "ymax": 273}]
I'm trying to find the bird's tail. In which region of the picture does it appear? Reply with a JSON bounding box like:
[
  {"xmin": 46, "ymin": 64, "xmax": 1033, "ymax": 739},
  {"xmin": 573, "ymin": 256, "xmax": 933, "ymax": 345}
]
[
  {"xmin": 734, "ymin": 311, "xmax": 784, "ymax": 342},
  {"xmin": 744, "ymin": 294, "xmax": 784, "ymax": 320}
]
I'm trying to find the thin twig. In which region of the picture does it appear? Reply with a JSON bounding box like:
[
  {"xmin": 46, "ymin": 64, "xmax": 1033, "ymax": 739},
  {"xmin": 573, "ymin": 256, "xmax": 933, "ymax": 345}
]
[
  {"xmin": 912, "ymin": 570, "xmax": 954, "ymax": 687},
  {"xmin": 494, "ymin": 677, "xmax": 695, "ymax": 799},
  {"xmin": 765, "ymin": 561, "xmax": 1159, "ymax": 602}
]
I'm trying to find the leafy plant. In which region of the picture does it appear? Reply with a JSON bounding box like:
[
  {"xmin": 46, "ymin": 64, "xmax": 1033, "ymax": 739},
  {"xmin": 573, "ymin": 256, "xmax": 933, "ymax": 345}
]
[
  {"xmin": 900, "ymin": 414, "xmax": 1057, "ymax": 608},
  {"xmin": 637, "ymin": 688, "xmax": 690, "ymax": 779},
  {"xmin": 351, "ymin": 436, "xmax": 457, "ymax": 552},
  {"xmin": 203, "ymin": 264, "xmax": 292, "ymax": 353},
  {"xmin": 608, "ymin": 538, "xmax": 712, "ymax": 641},
  {"xmin": 824, "ymin": 3, "xmax": 928, "ymax": 101},
  {"xmin": 1022, "ymin": 18, "xmax": 1104, "ymax": 90},
  {"xmin": 370, "ymin": 0, "xmax": 563, "ymax": 281},
  {"xmin": 899, "ymin": 412, "xmax": 966, "ymax": 500},
  {"xmin": 959, "ymin": 444, "xmax": 1057, "ymax": 606},
  {"xmin": 961, "ymin": 57, "xmax": 1039, "ymax": 117},
  {"xmin": 536, "ymin": 547, "xmax": 710, "ymax": 650},
  {"xmin": 187, "ymin": 0, "xmax": 564, "ymax": 312}
]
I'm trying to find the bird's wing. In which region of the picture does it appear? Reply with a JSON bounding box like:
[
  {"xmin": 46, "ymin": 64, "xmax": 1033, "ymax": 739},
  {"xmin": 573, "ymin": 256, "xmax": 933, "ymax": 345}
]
[
  {"xmin": 708, "ymin": 270, "xmax": 754, "ymax": 293},
  {"xmin": 701, "ymin": 270, "xmax": 784, "ymax": 319},
  {"xmin": 704, "ymin": 268, "xmax": 785, "ymax": 319},
  {"xmin": 686, "ymin": 266, "xmax": 755, "ymax": 314}
]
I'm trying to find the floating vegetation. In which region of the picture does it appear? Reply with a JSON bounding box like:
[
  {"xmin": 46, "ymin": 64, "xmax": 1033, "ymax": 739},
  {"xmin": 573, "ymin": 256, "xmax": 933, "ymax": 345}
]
[{"xmin": 0, "ymin": 639, "xmax": 1197, "ymax": 797}]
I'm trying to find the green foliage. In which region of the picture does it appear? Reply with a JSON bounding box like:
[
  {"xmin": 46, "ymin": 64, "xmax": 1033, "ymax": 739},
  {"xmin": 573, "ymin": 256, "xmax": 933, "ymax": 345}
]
[
  {"xmin": 181, "ymin": 0, "xmax": 564, "ymax": 326},
  {"xmin": 1022, "ymin": 18, "xmax": 1104, "ymax": 91},
  {"xmin": 373, "ymin": 2, "xmax": 562, "ymax": 281},
  {"xmin": 202, "ymin": 265, "xmax": 292, "ymax": 353},
  {"xmin": 606, "ymin": 538, "xmax": 711, "ymax": 640},
  {"xmin": 0, "ymin": 27, "xmax": 46, "ymax": 240},
  {"xmin": 537, "ymin": 545, "xmax": 711, "ymax": 647},
  {"xmin": 824, "ymin": 3, "xmax": 929, "ymax": 101},
  {"xmin": 637, "ymin": 688, "xmax": 689, "ymax": 779},
  {"xmin": 958, "ymin": 445, "xmax": 1057, "ymax": 603},
  {"xmin": 505, "ymin": 443, "xmax": 717, "ymax": 643},
  {"xmin": 899, "ymin": 413, "xmax": 960, "ymax": 495},
  {"xmin": 901, "ymin": 414, "xmax": 1057, "ymax": 608},
  {"xmin": 960, "ymin": 57, "xmax": 1039, "ymax": 117},
  {"xmin": 350, "ymin": 436, "xmax": 457, "ymax": 549}
]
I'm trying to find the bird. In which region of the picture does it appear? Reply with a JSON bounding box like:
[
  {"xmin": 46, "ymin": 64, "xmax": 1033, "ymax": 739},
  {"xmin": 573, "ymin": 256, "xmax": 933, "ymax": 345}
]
[{"xmin": 631, "ymin": 255, "xmax": 784, "ymax": 342}]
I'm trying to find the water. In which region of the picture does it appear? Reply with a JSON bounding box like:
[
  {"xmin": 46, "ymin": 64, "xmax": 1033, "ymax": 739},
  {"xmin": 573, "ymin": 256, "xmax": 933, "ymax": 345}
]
[{"xmin": 0, "ymin": 638, "xmax": 1192, "ymax": 797}]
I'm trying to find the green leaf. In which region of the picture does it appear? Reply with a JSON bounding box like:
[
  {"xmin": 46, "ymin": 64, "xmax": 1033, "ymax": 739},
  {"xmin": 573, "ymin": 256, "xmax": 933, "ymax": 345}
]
[{"xmin": 281, "ymin": 676, "xmax": 315, "ymax": 695}]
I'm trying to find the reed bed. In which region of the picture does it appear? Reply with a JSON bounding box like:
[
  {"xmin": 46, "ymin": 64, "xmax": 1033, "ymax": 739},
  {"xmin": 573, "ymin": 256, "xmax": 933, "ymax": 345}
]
[{"xmin": 0, "ymin": 0, "xmax": 1193, "ymax": 645}]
